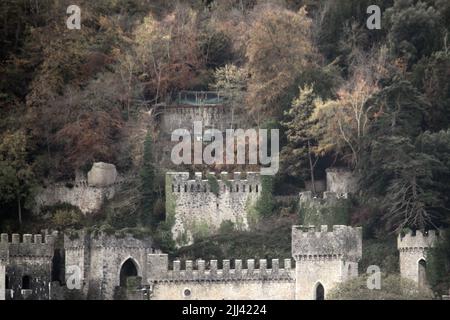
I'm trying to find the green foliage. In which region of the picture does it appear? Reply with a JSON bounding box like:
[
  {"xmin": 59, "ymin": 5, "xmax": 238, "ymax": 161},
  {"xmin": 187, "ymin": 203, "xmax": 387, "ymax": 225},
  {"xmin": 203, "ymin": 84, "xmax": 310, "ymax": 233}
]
[
  {"xmin": 254, "ymin": 175, "xmax": 275, "ymax": 218},
  {"xmin": 300, "ymin": 199, "xmax": 351, "ymax": 227},
  {"xmin": 0, "ymin": 130, "xmax": 36, "ymax": 225},
  {"xmin": 51, "ymin": 208, "xmax": 85, "ymax": 231},
  {"xmin": 281, "ymin": 86, "xmax": 321, "ymax": 180},
  {"xmin": 411, "ymin": 51, "xmax": 450, "ymax": 131},
  {"xmin": 427, "ymin": 230, "xmax": 450, "ymax": 295},
  {"xmin": 207, "ymin": 174, "xmax": 220, "ymax": 196},
  {"xmin": 219, "ymin": 220, "xmax": 235, "ymax": 234},
  {"xmin": 191, "ymin": 221, "xmax": 211, "ymax": 241},
  {"xmin": 328, "ymin": 273, "xmax": 433, "ymax": 300},
  {"xmin": 175, "ymin": 217, "xmax": 294, "ymax": 262},
  {"xmin": 385, "ymin": 0, "xmax": 444, "ymax": 65},
  {"xmin": 360, "ymin": 237, "xmax": 399, "ymax": 274}
]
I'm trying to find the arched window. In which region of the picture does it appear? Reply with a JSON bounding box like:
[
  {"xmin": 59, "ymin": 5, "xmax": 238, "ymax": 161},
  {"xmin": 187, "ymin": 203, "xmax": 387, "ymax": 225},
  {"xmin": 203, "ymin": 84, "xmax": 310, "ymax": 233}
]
[
  {"xmin": 119, "ymin": 258, "xmax": 138, "ymax": 288},
  {"xmin": 315, "ymin": 283, "xmax": 325, "ymax": 300},
  {"xmin": 22, "ymin": 275, "xmax": 31, "ymax": 290}
]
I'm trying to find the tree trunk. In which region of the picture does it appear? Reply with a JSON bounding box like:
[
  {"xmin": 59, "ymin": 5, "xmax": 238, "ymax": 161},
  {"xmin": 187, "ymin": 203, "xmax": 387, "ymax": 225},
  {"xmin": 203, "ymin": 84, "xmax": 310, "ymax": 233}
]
[
  {"xmin": 18, "ymin": 196, "xmax": 22, "ymax": 226},
  {"xmin": 307, "ymin": 140, "xmax": 316, "ymax": 194}
]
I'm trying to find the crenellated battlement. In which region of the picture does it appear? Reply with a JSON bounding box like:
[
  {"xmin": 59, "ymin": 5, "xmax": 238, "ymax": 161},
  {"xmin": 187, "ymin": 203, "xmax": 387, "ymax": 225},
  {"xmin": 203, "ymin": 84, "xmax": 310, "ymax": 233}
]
[
  {"xmin": 0, "ymin": 233, "xmax": 55, "ymax": 258},
  {"xmin": 291, "ymin": 225, "xmax": 362, "ymax": 261},
  {"xmin": 167, "ymin": 172, "xmax": 261, "ymax": 194},
  {"xmin": 397, "ymin": 230, "xmax": 439, "ymax": 251},
  {"xmin": 147, "ymin": 254, "xmax": 294, "ymax": 282},
  {"xmin": 166, "ymin": 172, "xmax": 261, "ymax": 246}
]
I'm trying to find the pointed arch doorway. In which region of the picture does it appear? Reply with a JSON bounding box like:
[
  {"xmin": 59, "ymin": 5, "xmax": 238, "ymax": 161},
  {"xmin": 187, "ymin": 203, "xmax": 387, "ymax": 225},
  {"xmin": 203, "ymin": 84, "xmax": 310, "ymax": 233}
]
[
  {"xmin": 315, "ymin": 282, "xmax": 325, "ymax": 300},
  {"xmin": 119, "ymin": 258, "xmax": 138, "ymax": 287}
]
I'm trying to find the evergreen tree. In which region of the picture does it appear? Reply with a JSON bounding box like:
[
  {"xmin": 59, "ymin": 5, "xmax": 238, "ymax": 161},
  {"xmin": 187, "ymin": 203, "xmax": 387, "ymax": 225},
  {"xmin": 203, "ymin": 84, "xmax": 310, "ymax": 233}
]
[
  {"xmin": 0, "ymin": 131, "xmax": 35, "ymax": 226},
  {"xmin": 281, "ymin": 86, "xmax": 320, "ymax": 190},
  {"xmin": 140, "ymin": 133, "xmax": 156, "ymax": 227}
]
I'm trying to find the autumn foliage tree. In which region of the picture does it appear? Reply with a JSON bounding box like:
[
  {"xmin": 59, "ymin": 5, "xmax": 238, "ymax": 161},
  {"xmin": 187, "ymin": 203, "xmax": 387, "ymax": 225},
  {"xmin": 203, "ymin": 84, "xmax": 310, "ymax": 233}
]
[{"xmin": 246, "ymin": 5, "xmax": 318, "ymax": 122}]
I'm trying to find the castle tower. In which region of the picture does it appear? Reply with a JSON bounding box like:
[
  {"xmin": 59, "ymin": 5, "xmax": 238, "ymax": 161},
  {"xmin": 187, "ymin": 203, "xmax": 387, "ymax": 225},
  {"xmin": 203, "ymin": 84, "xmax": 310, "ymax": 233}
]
[
  {"xmin": 397, "ymin": 230, "xmax": 438, "ymax": 288},
  {"xmin": 64, "ymin": 231, "xmax": 154, "ymax": 300},
  {"xmin": 292, "ymin": 225, "xmax": 362, "ymax": 300},
  {"xmin": 0, "ymin": 233, "xmax": 55, "ymax": 300},
  {"xmin": 166, "ymin": 172, "xmax": 261, "ymax": 247}
]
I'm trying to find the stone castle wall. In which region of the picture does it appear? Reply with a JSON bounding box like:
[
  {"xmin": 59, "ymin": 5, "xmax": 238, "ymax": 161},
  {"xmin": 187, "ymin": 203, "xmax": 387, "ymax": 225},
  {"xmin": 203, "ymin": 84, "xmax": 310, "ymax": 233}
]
[
  {"xmin": 147, "ymin": 254, "xmax": 295, "ymax": 300},
  {"xmin": 155, "ymin": 104, "xmax": 243, "ymax": 168},
  {"xmin": 0, "ymin": 233, "xmax": 55, "ymax": 300},
  {"xmin": 35, "ymin": 182, "xmax": 116, "ymax": 214},
  {"xmin": 292, "ymin": 225, "xmax": 362, "ymax": 299},
  {"xmin": 326, "ymin": 168, "xmax": 357, "ymax": 197},
  {"xmin": 64, "ymin": 231, "xmax": 155, "ymax": 300},
  {"xmin": 34, "ymin": 163, "xmax": 130, "ymax": 215},
  {"xmin": 158, "ymin": 105, "xmax": 240, "ymax": 137},
  {"xmin": 398, "ymin": 230, "xmax": 439, "ymax": 283},
  {"xmin": 167, "ymin": 172, "xmax": 261, "ymax": 246}
]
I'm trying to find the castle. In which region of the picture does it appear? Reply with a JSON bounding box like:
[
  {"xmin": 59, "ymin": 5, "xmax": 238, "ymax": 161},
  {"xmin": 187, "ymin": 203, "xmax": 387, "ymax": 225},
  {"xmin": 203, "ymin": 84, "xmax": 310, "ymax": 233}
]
[
  {"xmin": 0, "ymin": 225, "xmax": 440, "ymax": 300},
  {"xmin": 166, "ymin": 171, "xmax": 261, "ymax": 246},
  {"xmin": 5, "ymin": 92, "xmax": 440, "ymax": 300}
]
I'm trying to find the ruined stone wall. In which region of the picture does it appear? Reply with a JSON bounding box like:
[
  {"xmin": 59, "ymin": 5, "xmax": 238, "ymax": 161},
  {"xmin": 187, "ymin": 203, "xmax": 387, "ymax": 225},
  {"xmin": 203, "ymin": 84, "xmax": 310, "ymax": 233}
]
[
  {"xmin": 158, "ymin": 105, "xmax": 239, "ymax": 137},
  {"xmin": 147, "ymin": 254, "xmax": 295, "ymax": 300},
  {"xmin": 35, "ymin": 182, "xmax": 116, "ymax": 214},
  {"xmin": 398, "ymin": 230, "xmax": 438, "ymax": 283},
  {"xmin": 292, "ymin": 225, "xmax": 362, "ymax": 300},
  {"xmin": 155, "ymin": 104, "xmax": 244, "ymax": 168},
  {"xmin": 64, "ymin": 232, "xmax": 155, "ymax": 300},
  {"xmin": 326, "ymin": 168, "xmax": 357, "ymax": 197},
  {"xmin": 34, "ymin": 164, "xmax": 130, "ymax": 215},
  {"xmin": 299, "ymin": 191, "xmax": 350, "ymax": 226},
  {"xmin": 167, "ymin": 172, "xmax": 261, "ymax": 246},
  {"xmin": 0, "ymin": 233, "xmax": 55, "ymax": 300}
]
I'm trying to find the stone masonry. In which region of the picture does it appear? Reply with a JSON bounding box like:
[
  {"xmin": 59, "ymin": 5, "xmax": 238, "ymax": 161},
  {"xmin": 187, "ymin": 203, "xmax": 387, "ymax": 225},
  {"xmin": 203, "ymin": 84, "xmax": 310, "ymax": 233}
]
[
  {"xmin": 292, "ymin": 225, "xmax": 362, "ymax": 300},
  {"xmin": 64, "ymin": 231, "xmax": 155, "ymax": 300},
  {"xmin": 146, "ymin": 225, "xmax": 362, "ymax": 300},
  {"xmin": 0, "ymin": 233, "xmax": 55, "ymax": 300},
  {"xmin": 166, "ymin": 172, "xmax": 261, "ymax": 246},
  {"xmin": 398, "ymin": 230, "xmax": 439, "ymax": 286}
]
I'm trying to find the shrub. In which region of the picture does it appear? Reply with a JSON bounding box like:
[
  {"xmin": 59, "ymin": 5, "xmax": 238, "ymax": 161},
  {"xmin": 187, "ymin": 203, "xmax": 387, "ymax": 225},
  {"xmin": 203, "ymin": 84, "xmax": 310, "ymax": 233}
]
[
  {"xmin": 51, "ymin": 208, "xmax": 85, "ymax": 230},
  {"xmin": 328, "ymin": 274, "xmax": 433, "ymax": 300}
]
